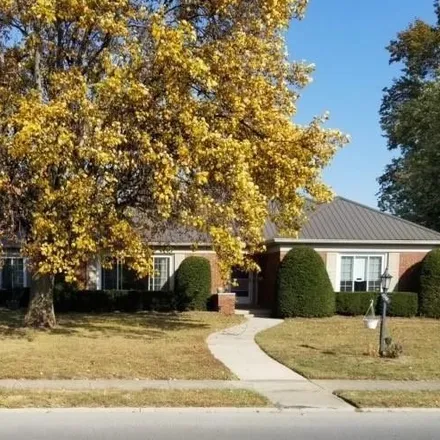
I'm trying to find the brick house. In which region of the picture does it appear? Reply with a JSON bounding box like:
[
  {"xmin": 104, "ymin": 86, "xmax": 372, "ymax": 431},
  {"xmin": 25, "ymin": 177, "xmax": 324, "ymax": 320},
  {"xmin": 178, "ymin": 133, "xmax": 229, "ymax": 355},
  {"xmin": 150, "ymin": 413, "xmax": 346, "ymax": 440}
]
[{"xmin": 2, "ymin": 197, "xmax": 439, "ymax": 309}]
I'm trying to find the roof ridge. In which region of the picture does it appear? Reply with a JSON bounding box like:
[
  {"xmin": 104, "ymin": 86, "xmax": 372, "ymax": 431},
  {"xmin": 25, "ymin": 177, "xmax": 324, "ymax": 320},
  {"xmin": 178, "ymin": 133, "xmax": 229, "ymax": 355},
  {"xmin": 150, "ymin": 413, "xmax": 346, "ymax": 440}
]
[{"xmin": 335, "ymin": 196, "xmax": 440, "ymax": 238}]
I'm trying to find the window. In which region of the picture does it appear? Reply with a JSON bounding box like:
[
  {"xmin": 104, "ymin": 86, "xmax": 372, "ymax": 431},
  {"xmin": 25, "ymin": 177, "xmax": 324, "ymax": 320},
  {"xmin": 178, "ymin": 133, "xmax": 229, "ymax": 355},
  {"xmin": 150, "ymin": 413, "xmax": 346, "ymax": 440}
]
[
  {"xmin": 148, "ymin": 257, "xmax": 170, "ymax": 291},
  {"xmin": 339, "ymin": 255, "xmax": 383, "ymax": 292},
  {"xmin": 101, "ymin": 259, "xmax": 123, "ymax": 290},
  {"xmin": 101, "ymin": 256, "xmax": 171, "ymax": 291},
  {"xmin": 1, "ymin": 258, "xmax": 25, "ymax": 289},
  {"xmin": 340, "ymin": 257, "xmax": 354, "ymax": 292}
]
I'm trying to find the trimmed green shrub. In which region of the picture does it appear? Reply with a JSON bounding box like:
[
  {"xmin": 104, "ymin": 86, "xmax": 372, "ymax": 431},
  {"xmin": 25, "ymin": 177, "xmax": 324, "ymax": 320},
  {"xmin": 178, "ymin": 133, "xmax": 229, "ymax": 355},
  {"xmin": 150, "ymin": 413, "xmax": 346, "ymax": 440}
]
[
  {"xmin": 380, "ymin": 292, "xmax": 418, "ymax": 317},
  {"xmin": 420, "ymin": 249, "xmax": 440, "ymax": 318},
  {"xmin": 336, "ymin": 292, "xmax": 378, "ymax": 316},
  {"xmin": 336, "ymin": 291, "xmax": 418, "ymax": 317},
  {"xmin": 275, "ymin": 246, "xmax": 335, "ymax": 318},
  {"xmin": 175, "ymin": 257, "xmax": 212, "ymax": 311}
]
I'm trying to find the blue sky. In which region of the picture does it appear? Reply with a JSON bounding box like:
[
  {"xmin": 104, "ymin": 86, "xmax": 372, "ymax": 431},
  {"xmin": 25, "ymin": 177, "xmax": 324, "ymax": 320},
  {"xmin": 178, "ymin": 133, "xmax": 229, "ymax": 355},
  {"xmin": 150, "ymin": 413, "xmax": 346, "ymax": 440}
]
[{"xmin": 287, "ymin": 0, "xmax": 435, "ymax": 208}]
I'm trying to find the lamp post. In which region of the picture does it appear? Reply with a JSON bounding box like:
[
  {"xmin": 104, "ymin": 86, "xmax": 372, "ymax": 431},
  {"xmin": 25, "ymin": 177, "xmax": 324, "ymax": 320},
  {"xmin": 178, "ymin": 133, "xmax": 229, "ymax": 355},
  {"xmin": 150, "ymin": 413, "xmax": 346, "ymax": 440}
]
[{"xmin": 379, "ymin": 268, "xmax": 392, "ymax": 356}]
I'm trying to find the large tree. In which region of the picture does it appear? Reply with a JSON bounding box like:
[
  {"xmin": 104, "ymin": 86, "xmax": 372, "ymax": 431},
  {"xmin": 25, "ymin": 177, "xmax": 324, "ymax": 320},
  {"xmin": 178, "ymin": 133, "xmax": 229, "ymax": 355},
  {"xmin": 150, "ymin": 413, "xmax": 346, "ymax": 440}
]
[
  {"xmin": 379, "ymin": 1, "xmax": 440, "ymax": 229},
  {"xmin": 0, "ymin": 0, "xmax": 346, "ymax": 328}
]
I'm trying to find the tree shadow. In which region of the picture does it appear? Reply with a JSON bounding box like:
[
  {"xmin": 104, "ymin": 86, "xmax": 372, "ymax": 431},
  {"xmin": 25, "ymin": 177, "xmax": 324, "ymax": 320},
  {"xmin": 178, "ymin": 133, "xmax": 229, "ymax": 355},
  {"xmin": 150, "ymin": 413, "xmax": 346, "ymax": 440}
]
[
  {"xmin": 299, "ymin": 344, "xmax": 320, "ymax": 351},
  {"xmin": 0, "ymin": 309, "xmax": 212, "ymax": 341},
  {"xmin": 398, "ymin": 261, "xmax": 422, "ymax": 292},
  {"xmin": 0, "ymin": 309, "xmax": 30, "ymax": 339}
]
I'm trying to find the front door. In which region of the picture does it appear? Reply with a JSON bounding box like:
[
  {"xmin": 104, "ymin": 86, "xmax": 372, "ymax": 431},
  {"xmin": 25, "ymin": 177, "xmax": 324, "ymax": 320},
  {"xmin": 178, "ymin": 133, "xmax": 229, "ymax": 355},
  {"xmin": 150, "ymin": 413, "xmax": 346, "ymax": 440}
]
[
  {"xmin": 231, "ymin": 268, "xmax": 253, "ymax": 305},
  {"xmin": 353, "ymin": 256, "xmax": 367, "ymax": 291}
]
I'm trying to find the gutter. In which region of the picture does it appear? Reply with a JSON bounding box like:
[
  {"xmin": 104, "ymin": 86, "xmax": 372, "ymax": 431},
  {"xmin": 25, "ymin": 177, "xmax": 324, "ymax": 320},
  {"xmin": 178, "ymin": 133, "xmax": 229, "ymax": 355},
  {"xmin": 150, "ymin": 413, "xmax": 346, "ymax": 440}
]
[{"xmin": 265, "ymin": 238, "xmax": 440, "ymax": 246}]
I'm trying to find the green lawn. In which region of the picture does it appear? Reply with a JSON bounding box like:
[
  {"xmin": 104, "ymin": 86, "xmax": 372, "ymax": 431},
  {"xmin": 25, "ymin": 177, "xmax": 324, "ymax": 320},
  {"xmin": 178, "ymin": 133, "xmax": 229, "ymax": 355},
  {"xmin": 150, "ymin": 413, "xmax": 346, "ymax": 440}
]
[
  {"xmin": 0, "ymin": 389, "xmax": 270, "ymax": 408},
  {"xmin": 336, "ymin": 390, "xmax": 440, "ymax": 408},
  {"xmin": 256, "ymin": 317, "xmax": 440, "ymax": 380},
  {"xmin": 0, "ymin": 310, "xmax": 242, "ymax": 380}
]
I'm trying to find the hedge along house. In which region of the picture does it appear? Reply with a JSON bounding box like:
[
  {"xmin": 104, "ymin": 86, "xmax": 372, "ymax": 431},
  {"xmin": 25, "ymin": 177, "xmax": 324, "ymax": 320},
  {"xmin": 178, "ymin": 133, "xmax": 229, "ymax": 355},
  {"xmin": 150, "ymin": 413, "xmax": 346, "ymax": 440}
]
[{"xmin": 2, "ymin": 197, "xmax": 440, "ymax": 309}]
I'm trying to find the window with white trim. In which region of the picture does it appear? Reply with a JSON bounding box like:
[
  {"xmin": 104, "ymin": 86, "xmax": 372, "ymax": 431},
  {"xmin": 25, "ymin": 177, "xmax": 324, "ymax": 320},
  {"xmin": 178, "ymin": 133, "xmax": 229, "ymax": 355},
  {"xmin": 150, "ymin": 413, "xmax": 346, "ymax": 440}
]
[
  {"xmin": 1, "ymin": 257, "xmax": 25, "ymax": 289},
  {"xmin": 339, "ymin": 255, "xmax": 383, "ymax": 292},
  {"xmin": 101, "ymin": 256, "xmax": 171, "ymax": 291},
  {"xmin": 148, "ymin": 257, "xmax": 171, "ymax": 291}
]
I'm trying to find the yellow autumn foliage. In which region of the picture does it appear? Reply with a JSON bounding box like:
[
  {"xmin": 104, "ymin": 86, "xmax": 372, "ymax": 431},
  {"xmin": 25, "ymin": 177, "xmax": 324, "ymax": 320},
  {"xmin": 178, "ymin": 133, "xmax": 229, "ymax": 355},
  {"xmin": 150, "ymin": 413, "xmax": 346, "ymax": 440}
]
[{"xmin": 0, "ymin": 0, "xmax": 347, "ymax": 284}]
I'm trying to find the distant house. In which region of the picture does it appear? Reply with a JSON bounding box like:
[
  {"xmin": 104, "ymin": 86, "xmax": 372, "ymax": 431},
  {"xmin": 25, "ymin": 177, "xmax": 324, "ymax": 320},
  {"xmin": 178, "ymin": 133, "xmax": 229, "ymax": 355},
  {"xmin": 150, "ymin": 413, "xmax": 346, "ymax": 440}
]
[{"xmin": 2, "ymin": 197, "xmax": 439, "ymax": 309}]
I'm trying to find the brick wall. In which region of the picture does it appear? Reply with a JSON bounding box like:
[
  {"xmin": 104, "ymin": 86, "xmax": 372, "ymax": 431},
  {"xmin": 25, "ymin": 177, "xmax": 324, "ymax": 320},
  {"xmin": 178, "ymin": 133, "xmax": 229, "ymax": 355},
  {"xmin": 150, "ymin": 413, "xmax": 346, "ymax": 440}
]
[
  {"xmin": 398, "ymin": 252, "xmax": 427, "ymax": 292},
  {"xmin": 256, "ymin": 248, "xmax": 327, "ymax": 309}
]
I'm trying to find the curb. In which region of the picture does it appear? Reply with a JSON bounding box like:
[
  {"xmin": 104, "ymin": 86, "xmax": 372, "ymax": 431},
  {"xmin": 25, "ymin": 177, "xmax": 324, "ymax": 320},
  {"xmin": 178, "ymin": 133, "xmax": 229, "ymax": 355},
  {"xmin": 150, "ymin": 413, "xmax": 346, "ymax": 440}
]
[
  {"xmin": 0, "ymin": 406, "xmax": 357, "ymax": 414},
  {"xmin": 360, "ymin": 407, "xmax": 440, "ymax": 413}
]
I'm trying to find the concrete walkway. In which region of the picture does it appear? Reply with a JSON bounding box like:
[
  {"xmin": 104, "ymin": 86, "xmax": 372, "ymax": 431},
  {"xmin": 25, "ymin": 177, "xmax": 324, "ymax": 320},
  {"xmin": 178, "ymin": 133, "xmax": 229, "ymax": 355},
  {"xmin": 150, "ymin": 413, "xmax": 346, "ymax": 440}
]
[
  {"xmin": 207, "ymin": 317, "xmax": 305, "ymax": 381},
  {"xmin": 206, "ymin": 316, "xmax": 351, "ymax": 409}
]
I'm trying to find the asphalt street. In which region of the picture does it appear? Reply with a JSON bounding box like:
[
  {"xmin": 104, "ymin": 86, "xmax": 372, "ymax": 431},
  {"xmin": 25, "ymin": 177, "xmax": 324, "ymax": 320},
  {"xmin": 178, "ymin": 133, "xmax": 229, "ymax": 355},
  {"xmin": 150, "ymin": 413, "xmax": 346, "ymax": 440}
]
[{"xmin": 1, "ymin": 409, "xmax": 439, "ymax": 440}]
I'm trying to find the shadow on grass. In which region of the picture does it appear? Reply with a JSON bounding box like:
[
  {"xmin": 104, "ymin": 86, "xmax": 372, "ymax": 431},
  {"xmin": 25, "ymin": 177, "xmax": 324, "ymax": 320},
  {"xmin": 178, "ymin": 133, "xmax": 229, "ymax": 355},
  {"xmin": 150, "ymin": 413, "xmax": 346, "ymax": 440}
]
[{"xmin": 0, "ymin": 308, "xmax": 211, "ymax": 341}]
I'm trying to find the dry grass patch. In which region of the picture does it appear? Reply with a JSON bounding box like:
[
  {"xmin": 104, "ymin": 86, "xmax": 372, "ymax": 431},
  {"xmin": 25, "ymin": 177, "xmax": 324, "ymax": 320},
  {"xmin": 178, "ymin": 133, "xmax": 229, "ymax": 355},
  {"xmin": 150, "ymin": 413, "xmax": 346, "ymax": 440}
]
[
  {"xmin": 0, "ymin": 310, "xmax": 242, "ymax": 380},
  {"xmin": 256, "ymin": 317, "xmax": 440, "ymax": 380},
  {"xmin": 0, "ymin": 389, "xmax": 269, "ymax": 408},
  {"xmin": 336, "ymin": 390, "xmax": 440, "ymax": 408}
]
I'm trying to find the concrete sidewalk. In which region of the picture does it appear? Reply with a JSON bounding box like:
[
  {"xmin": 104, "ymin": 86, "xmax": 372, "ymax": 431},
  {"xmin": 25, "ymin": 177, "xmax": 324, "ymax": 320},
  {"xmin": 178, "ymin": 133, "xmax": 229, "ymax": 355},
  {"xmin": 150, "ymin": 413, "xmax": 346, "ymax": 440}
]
[
  {"xmin": 0, "ymin": 379, "xmax": 353, "ymax": 410},
  {"xmin": 2, "ymin": 379, "xmax": 439, "ymax": 393}
]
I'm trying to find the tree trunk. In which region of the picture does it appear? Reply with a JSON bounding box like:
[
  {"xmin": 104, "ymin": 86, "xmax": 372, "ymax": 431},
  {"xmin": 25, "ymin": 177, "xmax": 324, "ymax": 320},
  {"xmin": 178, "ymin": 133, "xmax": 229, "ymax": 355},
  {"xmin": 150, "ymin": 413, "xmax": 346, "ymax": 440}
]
[{"xmin": 24, "ymin": 273, "xmax": 56, "ymax": 328}]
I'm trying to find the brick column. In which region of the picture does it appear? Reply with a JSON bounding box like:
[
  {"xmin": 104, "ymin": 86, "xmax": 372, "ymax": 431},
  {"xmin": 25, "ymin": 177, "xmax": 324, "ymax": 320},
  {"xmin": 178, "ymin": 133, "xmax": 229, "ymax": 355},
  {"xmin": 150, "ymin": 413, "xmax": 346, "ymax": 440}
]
[{"xmin": 216, "ymin": 292, "xmax": 236, "ymax": 315}]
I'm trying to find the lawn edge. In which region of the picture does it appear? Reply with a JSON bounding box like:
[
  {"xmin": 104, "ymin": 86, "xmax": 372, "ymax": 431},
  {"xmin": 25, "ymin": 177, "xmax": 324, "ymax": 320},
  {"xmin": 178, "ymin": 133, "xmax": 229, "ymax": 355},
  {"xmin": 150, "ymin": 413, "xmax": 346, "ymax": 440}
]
[
  {"xmin": 334, "ymin": 390, "xmax": 440, "ymax": 410},
  {"xmin": 254, "ymin": 325, "xmax": 311, "ymax": 379}
]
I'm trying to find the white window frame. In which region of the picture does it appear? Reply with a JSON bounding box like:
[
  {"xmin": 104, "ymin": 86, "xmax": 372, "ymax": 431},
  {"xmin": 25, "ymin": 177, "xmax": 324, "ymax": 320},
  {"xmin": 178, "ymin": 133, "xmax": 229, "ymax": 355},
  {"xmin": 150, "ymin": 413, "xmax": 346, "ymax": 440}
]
[
  {"xmin": 98, "ymin": 255, "xmax": 174, "ymax": 291},
  {"xmin": 148, "ymin": 255, "xmax": 174, "ymax": 291},
  {"xmin": 336, "ymin": 253, "xmax": 386, "ymax": 293}
]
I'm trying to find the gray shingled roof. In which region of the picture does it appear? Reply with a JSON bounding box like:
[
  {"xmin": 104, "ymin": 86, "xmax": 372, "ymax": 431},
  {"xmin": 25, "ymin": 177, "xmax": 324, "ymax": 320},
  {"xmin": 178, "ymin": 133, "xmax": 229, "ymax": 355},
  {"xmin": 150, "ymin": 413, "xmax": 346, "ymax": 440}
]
[{"xmin": 264, "ymin": 197, "xmax": 440, "ymax": 242}]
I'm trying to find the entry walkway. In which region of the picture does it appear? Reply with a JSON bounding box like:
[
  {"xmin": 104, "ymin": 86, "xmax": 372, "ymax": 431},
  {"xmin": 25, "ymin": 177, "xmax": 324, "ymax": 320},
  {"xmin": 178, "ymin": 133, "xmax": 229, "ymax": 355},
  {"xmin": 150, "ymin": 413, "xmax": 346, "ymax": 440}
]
[
  {"xmin": 207, "ymin": 317, "xmax": 304, "ymax": 381},
  {"xmin": 207, "ymin": 316, "xmax": 351, "ymax": 409}
]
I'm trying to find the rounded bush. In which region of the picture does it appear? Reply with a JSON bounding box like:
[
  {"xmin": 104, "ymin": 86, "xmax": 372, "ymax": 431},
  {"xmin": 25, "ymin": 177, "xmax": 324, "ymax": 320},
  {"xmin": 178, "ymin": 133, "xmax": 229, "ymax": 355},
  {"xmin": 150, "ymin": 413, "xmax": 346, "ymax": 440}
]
[
  {"xmin": 175, "ymin": 256, "xmax": 212, "ymax": 311},
  {"xmin": 420, "ymin": 249, "xmax": 440, "ymax": 318},
  {"xmin": 275, "ymin": 247, "xmax": 335, "ymax": 318}
]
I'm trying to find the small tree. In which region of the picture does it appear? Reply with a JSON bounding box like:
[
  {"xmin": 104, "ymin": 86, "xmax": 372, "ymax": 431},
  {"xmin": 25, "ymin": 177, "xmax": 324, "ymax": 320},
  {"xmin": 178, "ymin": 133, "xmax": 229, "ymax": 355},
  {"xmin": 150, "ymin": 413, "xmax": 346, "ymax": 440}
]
[
  {"xmin": 175, "ymin": 257, "xmax": 212, "ymax": 311},
  {"xmin": 420, "ymin": 249, "xmax": 440, "ymax": 318},
  {"xmin": 276, "ymin": 246, "xmax": 335, "ymax": 318}
]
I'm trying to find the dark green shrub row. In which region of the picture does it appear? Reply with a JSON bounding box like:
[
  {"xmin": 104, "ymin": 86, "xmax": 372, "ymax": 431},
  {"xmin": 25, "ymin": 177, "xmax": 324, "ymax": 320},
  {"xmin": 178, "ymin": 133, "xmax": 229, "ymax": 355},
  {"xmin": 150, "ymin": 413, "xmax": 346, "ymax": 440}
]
[
  {"xmin": 175, "ymin": 256, "xmax": 212, "ymax": 311},
  {"xmin": 336, "ymin": 291, "xmax": 418, "ymax": 317},
  {"xmin": 381, "ymin": 292, "xmax": 418, "ymax": 318},
  {"xmin": 54, "ymin": 290, "xmax": 176, "ymax": 313},
  {"xmin": 0, "ymin": 288, "xmax": 30, "ymax": 309},
  {"xmin": 420, "ymin": 249, "xmax": 440, "ymax": 318},
  {"xmin": 0, "ymin": 288, "xmax": 175, "ymax": 313},
  {"xmin": 336, "ymin": 292, "xmax": 378, "ymax": 316},
  {"xmin": 276, "ymin": 247, "xmax": 335, "ymax": 318}
]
